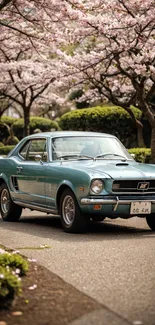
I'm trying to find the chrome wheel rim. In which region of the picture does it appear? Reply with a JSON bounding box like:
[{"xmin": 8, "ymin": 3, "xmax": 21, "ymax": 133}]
[
  {"xmin": 62, "ymin": 195, "xmax": 75, "ymax": 225},
  {"xmin": 1, "ymin": 189, "xmax": 10, "ymax": 214}
]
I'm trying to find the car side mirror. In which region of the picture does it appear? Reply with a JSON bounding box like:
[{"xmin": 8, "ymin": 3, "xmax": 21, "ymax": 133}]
[
  {"xmin": 130, "ymin": 153, "xmax": 135, "ymax": 159},
  {"xmin": 34, "ymin": 154, "xmax": 43, "ymax": 163}
]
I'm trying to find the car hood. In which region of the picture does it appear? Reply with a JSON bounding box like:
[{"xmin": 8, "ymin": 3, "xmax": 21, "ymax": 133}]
[{"xmin": 70, "ymin": 160, "xmax": 155, "ymax": 180}]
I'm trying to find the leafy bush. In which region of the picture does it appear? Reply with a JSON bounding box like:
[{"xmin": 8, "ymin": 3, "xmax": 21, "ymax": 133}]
[
  {"xmin": 12, "ymin": 117, "xmax": 59, "ymax": 139},
  {"xmin": 0, "ymin": 253, "xmax": 28, "ymax": 276},
  {"xmin": 0, "ymin": 117, "xmax": 18, "ymax": 144},
  {"xmin": 0, "ymin": 145, "xmax": 15, "ymax": 156},
  {"xmin": 0, "ymin": 142, "xmax": 4, "ymax": 147},
  {"xmin": 30, "ymin": 117, "xmax": 59, "ymax": 132},
  {"xmin": 1, "ymin": 116, "xmax": 18, "ymax": 127},
  {"xmin": 59, "ymin": 106, "xmax": 142, "ymax": 148},
  {"xmin": 128, "ymin": 148, "xmax": 151, "ymax": 163},
  {"xmin": 0, "ymin": 266, "xmax": 21, "ymax": 308},
  {"xmin": 5, "ymin": 135, "xmax": 19, "ymax": 145},
  {"xmin": 0, "ymin": 251, "xmax": 29, "ymax": 309}
]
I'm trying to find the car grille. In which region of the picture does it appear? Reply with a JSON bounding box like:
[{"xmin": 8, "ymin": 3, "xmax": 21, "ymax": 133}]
[{"xmin": 112, "ymin": 180, "xmax": 155, "ymax": 193}]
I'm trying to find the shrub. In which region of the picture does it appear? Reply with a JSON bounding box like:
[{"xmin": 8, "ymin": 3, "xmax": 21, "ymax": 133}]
[
  {"xmin": 12, "ymin": 117, "xmax": 59, "ymax": 139},
  {"xmin": 0, "ymin": 252, "xmax": 29, "ymax": 309},
  {"xmin": 59, "ymin": 106, "xmax": 142, "ymax": 148},
  {"xmin": 0, "ymin": 253, "xmax": 28, "ymax": 276},
  {"xmin": 128, "ymin": 148, "xmax": 151, "ymax": 163},
  {"xmin": 5, "ymin": 136, "xmax": 19, "ymax": 145},
  {"xmin": 0, "ymin": 117, "xmax": 18, "ymax": 144},
  {"xmin": 0, "ymin": 142, "xmax": 4, "ymax": 147},
  {"xmin": 1, "ymin": 116, "xmax": 18, "ymax": 127},
  {"xmin": 0, "ymin": 145, "xmax": 15, "ymax": 156},
  {"xmin": 30, "ymin": 117, "xmax": 58, "ymax": 132},
  {"xmin": 0, "ymin": 266, "xmax": 21, "ymax": 308}
]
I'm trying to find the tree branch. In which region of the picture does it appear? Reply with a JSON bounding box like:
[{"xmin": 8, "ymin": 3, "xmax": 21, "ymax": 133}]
[{"xmin": 0, "ymin": 0, "xmax": 11, "ymax": 11}]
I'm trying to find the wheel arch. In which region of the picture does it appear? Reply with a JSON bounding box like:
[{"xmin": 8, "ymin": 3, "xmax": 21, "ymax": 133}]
[
  {"xmin": 56, "ymin": 184, "xmax": 76, "ymax": 211},
  {"xmin": 0, "ymin": 177, "xmax": 7, "ymax": 187}
]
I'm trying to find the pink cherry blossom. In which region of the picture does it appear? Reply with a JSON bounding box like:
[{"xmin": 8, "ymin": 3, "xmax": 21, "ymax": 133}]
[{"xmin": 0, "ymin": 0, "xmax": 155, "ymax": 159}]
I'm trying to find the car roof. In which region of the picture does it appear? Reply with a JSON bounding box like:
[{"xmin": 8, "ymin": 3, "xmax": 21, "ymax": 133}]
[
  {"xmin": 7, "ymin": 131, "xmax": 116, "ymax": 158},
  {"xmin": 24, "ymin": 131, "xmax": 115, "ymax": 139}
]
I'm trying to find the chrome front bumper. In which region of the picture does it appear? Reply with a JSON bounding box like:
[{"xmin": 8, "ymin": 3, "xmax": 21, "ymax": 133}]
[{"xmin": 81, "ymin": 197, "xmax": 155, "ymax": 212}]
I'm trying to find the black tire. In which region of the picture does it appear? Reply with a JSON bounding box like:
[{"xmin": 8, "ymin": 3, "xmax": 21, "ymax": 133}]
[
  {"xmin": 146, "ymin": 214, "xmax": 155, "ymax": 231},
  {"xmin": 0, "ymin": 183, "xmax": 22, "ymax": 221},
  {"xmin": 60, "ymin": 188, "xmax": 88, "ymax": 233}
]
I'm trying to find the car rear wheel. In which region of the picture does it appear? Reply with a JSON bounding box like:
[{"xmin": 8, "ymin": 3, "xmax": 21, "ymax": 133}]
[
  {"xmin": 0, "ymin": 183, "xmax": 22, "ymax": 221},
  {"xmin": 146, "ymin": 214, "xmax": 155, "ymax": 231},
  {"xmin": 60, "ymin": 189, "xmax": 88, "ymax": 233}
]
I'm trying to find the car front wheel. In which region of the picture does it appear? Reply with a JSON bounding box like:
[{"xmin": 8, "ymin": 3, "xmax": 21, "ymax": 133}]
[
  {"xmin": 0, "ymin": 183, "xmax": 22, "ymax": 221},
  {"xmin": 60, "ymin": 189, "xmax": 88, "ymax": 233},
  {"xmin": 146, "ymin": 214, "xmax": 155, "ymax": 231}
]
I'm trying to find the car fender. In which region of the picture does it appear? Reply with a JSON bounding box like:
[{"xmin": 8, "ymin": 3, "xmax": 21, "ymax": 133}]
[
  {"xmin": 0, "ymin": 173, "xmax": 9, "ymax": 187},
  {"xmin": 57, "ymin": 179, "xmax": 75, "ymax": 195},
  {"xmin": 56, "ymin": 180, "xmax": 79, "ymax": 210}
]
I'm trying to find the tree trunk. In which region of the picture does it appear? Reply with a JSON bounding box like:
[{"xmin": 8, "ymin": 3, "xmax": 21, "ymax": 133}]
[
  {"xmin": 136, "ymin": 120, "xmax": 145, "ymax": 148},
  {"xmin": 113, "ymin": 103, "xmax": 146, "ymax": 148},
  {"xmin": 23, "ymin": 109, "xmax": 30, "ymax": 137},
  {"xmin": 150, "ymin": 125, "xmax": 155, "ymax": 163}
]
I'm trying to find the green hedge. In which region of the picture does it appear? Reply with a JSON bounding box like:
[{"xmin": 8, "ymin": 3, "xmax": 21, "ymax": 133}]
[
  {"xmin": 1, "ymin": 116, "xmax": 18, "ymax": 126},
  {"xmin": 129, "ymin": 148, "xmax": 151, "ymax": 163},
  {"xmin": 0, "ymin": 145, "xmax": 15, "ymax": 155},
  {"xmin": 0, "ymin": 117, "xmax": 18, "ymax": 144},
  {"xmin": 12, "ymin": 117, "xmax": 59, "ymax": 140},
  {"xmin": 59, "ymin": 106, "xmax": 142, "ymax": 148},
  {"xmin": 5, "ymin": 136, "xmax": 19, "ymax": 145}
]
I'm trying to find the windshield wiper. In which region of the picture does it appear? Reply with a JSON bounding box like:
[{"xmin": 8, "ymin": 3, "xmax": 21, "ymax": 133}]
[
  {"xmin": 96, "ymin": 153, "xmax": 127, "ymax": 161},
  {"xmin": 58, "ymin": 154, "xmax": 94, "ymax": 160}
]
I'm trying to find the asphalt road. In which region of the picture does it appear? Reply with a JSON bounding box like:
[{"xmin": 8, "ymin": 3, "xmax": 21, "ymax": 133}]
[{"xmin": 0, "ymin": 210, "xmax": 155, "ymax": 325}]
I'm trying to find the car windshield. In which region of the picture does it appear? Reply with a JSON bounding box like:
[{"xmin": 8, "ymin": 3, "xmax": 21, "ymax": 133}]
[{"xmin": 52, "ymin": 136, "xmax": 132, "ymax": 161}]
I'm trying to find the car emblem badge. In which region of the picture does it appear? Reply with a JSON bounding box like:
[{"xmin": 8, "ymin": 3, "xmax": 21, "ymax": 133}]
[{"xmin": 137, "ymin": 182, "xmax": 149, "ymax": 190}]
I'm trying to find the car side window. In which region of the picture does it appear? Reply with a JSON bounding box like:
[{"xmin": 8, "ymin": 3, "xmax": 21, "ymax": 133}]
[
  {"xmin": 19, "ymin": 141, "xmax": 30, "ymax": 159},
  {"xmin": 26, "ymin": 139, "xmax": 48, "ymax": 161}
]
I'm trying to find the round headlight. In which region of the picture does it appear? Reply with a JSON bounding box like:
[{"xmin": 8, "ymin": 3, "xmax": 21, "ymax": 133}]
[{"xmin": 90, "ymin": 179, "xmax": 104, "ymax": 194}]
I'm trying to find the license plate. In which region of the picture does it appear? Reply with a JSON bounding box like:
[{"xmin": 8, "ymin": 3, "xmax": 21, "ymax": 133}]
[{"xmin": 130, "ymin": 201, "xmax": 151, "ymax": 214}]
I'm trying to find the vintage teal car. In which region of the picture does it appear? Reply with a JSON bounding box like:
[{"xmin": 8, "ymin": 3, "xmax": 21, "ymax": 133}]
[{"xmin": 0, "ymin": 131, "xmax": 155, "ymax": 233}]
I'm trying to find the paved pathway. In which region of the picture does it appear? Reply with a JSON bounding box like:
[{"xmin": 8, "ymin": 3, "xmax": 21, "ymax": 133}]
[{"xmin": 0, "ymin": 210, "xmax": 155, "ymax": 325}]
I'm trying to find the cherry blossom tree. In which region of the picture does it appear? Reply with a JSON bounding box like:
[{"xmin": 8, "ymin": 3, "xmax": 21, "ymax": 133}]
[
  {"xmin": 0, "ymin": 0, "xmax": 67, "ymax": 54},
  {"xmin": 54, "ymin": 0, "xmax": 155, "ymax": 160},
  {"xmin": 0, "ymin": 1, "xmax": 66, "ymax": 136},
  {"xmin": 0, "ymin": 44, "xmax": 64, "ymax": 136},
  {"xmin": 1, "ymin": 0, "xmax": 155, "ymax": 160}
]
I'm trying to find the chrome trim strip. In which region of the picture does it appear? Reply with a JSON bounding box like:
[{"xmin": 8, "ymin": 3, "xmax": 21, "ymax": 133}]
[
  {"xmin": 81, "ymin": 198, "xmax": 155, "ymax": 205},
  {"xmin": 14, "ymin": 200, "xmax": 59, "ymax": 214},
  {"xmin": 113, "ymin": 187, "xmax": 154, "ymax": 190},
  {"xmin": 112, "ymin": 191, "xmax": 155, "ymax": 195}
]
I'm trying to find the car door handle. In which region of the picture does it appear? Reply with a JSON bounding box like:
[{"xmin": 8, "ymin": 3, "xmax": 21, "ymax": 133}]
[{"xmin": 17, "ymin": 166, "xmax": 23, "ymax": 173}]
